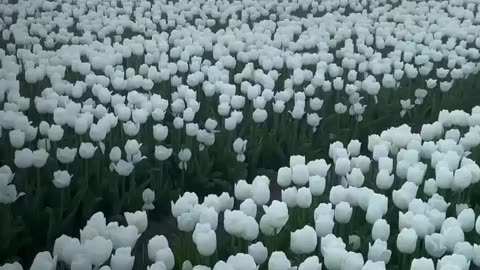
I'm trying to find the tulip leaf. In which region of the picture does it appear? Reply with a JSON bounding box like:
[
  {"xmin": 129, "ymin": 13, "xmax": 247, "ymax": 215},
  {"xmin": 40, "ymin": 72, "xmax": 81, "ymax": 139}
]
[
  {"xmin": 45, "ymin": 207, "xmax": 57, "ymax": 246},
  {"xmin": 210, "ymin": 178, "xmax": 230, "ymax": 191}
]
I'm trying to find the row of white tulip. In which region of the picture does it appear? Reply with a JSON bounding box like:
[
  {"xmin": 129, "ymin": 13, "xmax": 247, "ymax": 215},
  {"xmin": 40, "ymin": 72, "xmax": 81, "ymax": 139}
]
[{"xmin": 1, "ymin": 106, "xmax": 479, "ymax": 269}]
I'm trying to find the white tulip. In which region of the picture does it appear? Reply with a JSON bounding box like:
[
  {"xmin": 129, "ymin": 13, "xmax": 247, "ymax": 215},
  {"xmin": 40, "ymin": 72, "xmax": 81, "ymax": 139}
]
[
  {"xmin": 110, "ymin": 247, "xmax": 134, "ymax": 270},
  {"xmin": 79, "ymin": 142, "xmax": 97, "ymax": 159},
  {"xmin": 290, "ymin": 225, "xmax": 317, "ymax": 254}
]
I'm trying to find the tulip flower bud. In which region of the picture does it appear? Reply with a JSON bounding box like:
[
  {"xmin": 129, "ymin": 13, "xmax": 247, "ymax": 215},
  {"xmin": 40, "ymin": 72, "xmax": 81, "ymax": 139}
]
[
  {"xmin": 185, "ymin": 123, "xmax": 199, "ymax": 137},
  {"xmin": 252, "ymin": 108, "xmax": 267, "ymax": 123},
  {"xmin": 155, "ymin": 145, "xmax": 173, "ymax": 161},
  {"xmin": 410, "ymin": 258, "xmax": 434, "ymax": 270},
  {"xmin": 329, "ymin": 185, "xmax": 348, "ymax": 205},
  {"xmin": 242, "ymin": 216, "xmax": 260, "ymax": 241},
  {"xmin": 458, "ymin": 208, "xmax": 475, "ymax": 232},
  {"xmin": 147, "ymin": 235, "xmax": 169, "ymax": 262},
  {"xmin": 83, "ymin": 236, "xmax": 113, "ymax": 267},
  {"xmin": 110, "ymin": 247, "xmax": 134, "ymax": 270},
  {"xmin": 52, "ymin": 170, "xmax": 72, "ymax": 188},
  {"xmin": 153, "ymin": 124, "xmax": 168, "ymax": 141},
  {"xmin": 142, "ymin": 188, "xmax": 155, "ymax": 211},
  {"xmin": 406, "ymin": 162, "xmax": 427, "ymax": 185},
  {"xmin": 233, "ymin": 138, "xmax": 247, "ymax": 154},
  {"xmin": 324, "ymin": 247, "xmax": 348, "ymax": 270},
  {"xmin": 347, "ymin": 140, "xmax": 361, "ymax": 157},
  {"xmin": 309, "ymin": 175, "xmax": 326, "ymax": 196},
  {"xmin": 453, "ymin": 242, "xmax": 473, "ymax": 262},
  {"xmin": 279, "ymin": 186, "xmax": 296, "ymax": 207},
  {"xmin": 315, "ymin": 214, "xmax": 334, "ymax": 237},
  {"xmin": 273, "ymin": 100, "xmax": 285, "ymax": 113},
  {"xmin": 177, "ymin": 212, "xmax": 195, "ymax": 232},
  {"xmin": 74, "ymin": 117, "xmax": 89, "ymax": 135},
  {"xmin": 32, "ymin": 149, "xmax": 49, "ymax": 168},
  {"xmin": 341, "ymin": 252, "xmax": 363, "ymax": 270},
  {"xmin": 290, "ymin": 155, "xmax": 305, "ymax": 167},
  {"xmin": 204, "ymin": 118, "xmax": 217, "ymax": 132},
  {"xmin": 152, "ymin": 108, "xmax": 166, "ymax": 122},
  {"xmin": 335, "ymin": 201, "xmax": 353, "ymax": 224},
  {"xmin": 149, "ymin": 262, "xmax": 167, "ymax": 270},
  {"xmin": 428, "ymin": 194, "xmax": 450, "ymax": 212},
  {"xmin": 89, "ymin": 123, "xmax": 107, "ymax": 141},
  {"xmin": 173, "ymin": 117, "xmax": 184, "ymax": 129},
  {"xmin": 335, "ymin": 157, "xmax": 351, "ymax": 176},
  {"xmin": 114, "ymin": 159, "xmax": 134, "ymax": 176},
  {"xmin": 48, "ymin": 124, "xmax": 64, "ymax": 142},
  {"xmin": 425, "ymin": 233, "xmax": 447, "ymax": 258},
  {"xmin": 56, "ymin": 147, "xmax": 77, "ymax": 164},
  {"xmin": 423, "ymin": 178, "xmax": 438, "ymax": 197},
  {"xmin": 181, "ymin": 261, "xmax": 193, "ymax": 270},
  {"xmin": 178, "ymin": 148, "xmax": 192, "ymax": 170},
  {"xmin": 296, "ymin": 187, "xmax": 312, "ymax": 208},
  {"xmin": 226, "ymin": 254, "xmax": 256, "ymax": 270},
  {"xmin": 9, "ymin": 129, "xmax": 25, "ymax": 149},
  {"xmin": 392, "ymin": 182, "xmax": 418, "ymax": 210},
  {"xmin": 371, "ymin": 219, "xmax": 390, "ymax": 241},
  {"xmin": 252, "ymin": 181, "xmax": 270, "ymax": 206},
  {"xmin": 268, "ymin": 252, "xmax": 291, "ymax": 270},
  {"xmin": 199, "ymin": 207, "xmax": 218, "ymax": 231},
  {"xmin": 347, "ymin": 168, "xmax": 364, "ymax": 187},
  {"xmin": 124, "ymin": 211, "xmax": 148, "ymax": 233},
  {"xmin": 290, "ymin": 225, "xmax": 317, "ymax": 254},
  {"xmin": 39, "ymin": 121, "xmax": 50, "ymax": 137},
  {"xmin": 376, "ymin": 170, "xmax": 394, "ymax": 190},
  {"xmin": 307, "ymin": 159, "xmax": 330, "ymax": 177},
  {"xmin": 396, "ymin": 228, "xmax": 418, "ymax": 254},
  {"xmin": 124, "ymin": 140, "xmax": 142, "ymax": 157},
  {"xmin": 154, "ymin": 248, "xmax": 175, "ymax": 270},
  {"xmin": 234, "ymin": 180, "xmax": 251, "ymax": 201},
  {"xmin": 290, "ymin": 105, "xmax": 305, "ymax": 120},
  {"xmin": 276, "ymin": 167, "xmax": 292, "ymax": 188},
  {"xmin": 436, "ymin": 166, "xmax": 453, "ymax": 189},
  {"xmin": 437, "ymin": 254, "xmax": 469, "ymax": 270},
  {"xmin": 110, "ymin": 147, "xmax": 122, "ymax": 162},
  {"xmin": 368, "ymin": 239, "xmax": 391, "ymax": 264},
  {"xmin": 248, "ymin": 242, "xmax": 268, "ymax": 265},
  {"xmin": 0, "ymin": 262, "xmax": 23, "ymax": 270},
  {"xmin": 240, "ymin": 198, "xmax": 257, "ymax": 218},
  {"xmin": 261, "ymin": 201, "xmax": 289, "ymax": 233},
  {"xmin": 110, "ymin": 224, "xmax": 140, "ymax": 249},
  {"xmin": 217, "ymin": 102, "xmax": 230, "ymax": 116},
  {"xmin": 309, "ymin": 98, "xmax": 324, "ymax": 111},
  {"xmin": 453, "ymin": 167, "xmax": 472, "ymax": 190},
  {"xmin": 292, "ymin": 165, "xmax": 309, "ymax": 186},
  {"xmin": 30, "ymin": 251, "xmax": 57, "ymax": 270},
  {"xmin": 79, "ymin": 142, "xmax": 97, "ymax": 159},
  {"xmin": 122, "ymin": 121, "xmax": 140, "ymax": 137},
  {"xmin": 334, "ymin": 103, "xmax": 347, "ymax": 114}
]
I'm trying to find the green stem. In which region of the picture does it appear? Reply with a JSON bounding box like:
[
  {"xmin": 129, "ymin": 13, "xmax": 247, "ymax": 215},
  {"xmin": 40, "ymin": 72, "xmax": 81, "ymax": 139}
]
[
  {"xmin": 129, "ymin": 171, "xmax": 136, "ymax": 205},
  {"xmin": 1, "ymin": 205, "xmax": 11, "ymax": 249},
  {"xmin": 84, "ymin": 159, "xmax": 89, "ymax": 190},
  {"xmin": 60, "ymin": 189, "xmax": 65, "ymax": 218},
  {"xmin": 181, "ymin": 169, "xmax": 185, "ymax": 190}
]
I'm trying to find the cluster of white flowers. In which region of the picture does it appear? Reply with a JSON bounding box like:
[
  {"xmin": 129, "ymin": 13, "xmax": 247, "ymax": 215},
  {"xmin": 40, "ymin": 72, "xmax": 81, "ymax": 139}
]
[
  {"xmin": 2, "ymin": 106, "xmax": 480, "ymax": 270},
  {"xmin": 2, "ymin": 0, "xmax": 480, "ymax": 268}
]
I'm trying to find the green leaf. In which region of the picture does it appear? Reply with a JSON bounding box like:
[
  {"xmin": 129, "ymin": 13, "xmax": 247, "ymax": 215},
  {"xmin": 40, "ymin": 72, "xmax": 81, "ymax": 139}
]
[
  {"xmin": 211, "ymin": 178, "xmax": 230, "ymax": 191},
  {"xmin": 45, "ymin": 207, "xmax": 57, "ymax": 245}
]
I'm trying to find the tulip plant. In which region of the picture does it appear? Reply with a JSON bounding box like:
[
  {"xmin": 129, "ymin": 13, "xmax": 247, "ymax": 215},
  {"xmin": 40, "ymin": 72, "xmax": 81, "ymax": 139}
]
[{"xmin": 2, "ymin": 0, "xmax": 480, "ymax": 268}]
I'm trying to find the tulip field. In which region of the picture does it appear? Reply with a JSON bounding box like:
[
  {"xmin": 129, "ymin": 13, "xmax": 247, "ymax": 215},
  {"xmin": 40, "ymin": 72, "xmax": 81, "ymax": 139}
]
[{"xmin": 3, "ymin": 0, "xmax": 480, "ymax": 269}]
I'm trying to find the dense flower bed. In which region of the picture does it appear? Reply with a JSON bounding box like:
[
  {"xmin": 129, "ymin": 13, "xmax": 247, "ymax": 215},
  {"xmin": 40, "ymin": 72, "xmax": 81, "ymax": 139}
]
[{"xmin": 1, "ymin": 0, "xmax": 480, "ymax": 268}]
